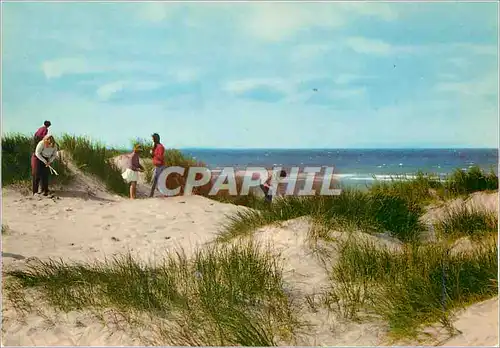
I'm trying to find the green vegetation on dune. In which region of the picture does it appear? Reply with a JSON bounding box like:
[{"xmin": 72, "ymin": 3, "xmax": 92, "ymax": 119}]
[
  {"xmin": 444, "ymin": 166, "xmax": 498, "ymax": 196},
  {"xmin": 435, "ymin": 204, "xmax": 498, "ymax": 241},
  {"xmin": 219, "ymin": 166, "xmax": 498, "ymax": 244},
  {"xmin": 369, "ymin": 171, "xmax": 442, "ymax": 206},
  {"xmin": 2, "ymin": 133, "xmax": 72, "ymax": 187},
  {"xmin": 215, "ymin": 167, "xmax": 498, "ymax": 340},
  {"xmin": 325, "ymin": 236, "xmax": 498, "ymax": 339},
  {"xmin": 59, "ymin": 135, "xmax": 129, "ymax": 196},
  {"xmin": 219, "ymin": 190, "xmax": 425, "ymax": 243},
  {"xmin": 6, "ymin": 242, "xmax": 299, "ymax": 346}
]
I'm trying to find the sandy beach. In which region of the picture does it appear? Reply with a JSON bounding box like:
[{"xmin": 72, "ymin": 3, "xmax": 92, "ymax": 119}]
[{"xmin": 2, "ymin": 166, "xmax": 498, "ymax": 346}]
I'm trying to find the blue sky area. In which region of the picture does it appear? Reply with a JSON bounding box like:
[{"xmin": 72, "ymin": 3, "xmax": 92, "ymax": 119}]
[{"xmin": 2, "ymin": 2, "xmax": 498, "ymax": 149}]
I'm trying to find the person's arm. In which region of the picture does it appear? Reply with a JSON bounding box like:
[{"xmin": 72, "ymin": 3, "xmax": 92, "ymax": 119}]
[
  {"xmin": 34, "ymin": 141, "xmax": 48, "ymax": 164},
  {"xmin": 48, "ymin": 146, "xmax": 58, "ymax": 164}
]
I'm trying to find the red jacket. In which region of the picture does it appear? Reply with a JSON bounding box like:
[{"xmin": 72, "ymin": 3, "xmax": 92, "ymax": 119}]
[
  {"xmin": 34, "ymin": 126, "xmax": 49, "ymax": 139},
  {"xmin": 152, "ymin": 143, "xmax": 165, "ymax": 167}
]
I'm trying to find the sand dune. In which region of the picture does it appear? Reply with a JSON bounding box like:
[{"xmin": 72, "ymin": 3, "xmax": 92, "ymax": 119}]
[{"xmin": 2, "ymin": 171, "xmax": 498, "ymax": 346}]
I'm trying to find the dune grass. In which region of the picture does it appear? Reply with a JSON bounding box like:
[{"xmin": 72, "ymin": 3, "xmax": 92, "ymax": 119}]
[
  {"xmin": 219, "ymin": 190, "xmax": 425, "ymax": 244},
  {"xmin": 6, "ymin": 242, "xmax": 300, "ymax": 346},
  {"xmin": 58, "ymin": 135, "xmax": 129, "ymax": 196},
  {"xmin": 434, "ymin": 204, "xmax": 498, "ymax": 241},
  {"xmin": 369, "ymin": 171, "xmax": 442, "ymax": 206},
  {"xmin": 323, "ymin": 236, "xmax": 498, "ymax": 340},
  {"xmin": 2, "ymin": 133, "xmax": 73, "ymax": 187},
  {"xmin": 217, "ymin": 196, "xmax": 326, "ymax": 242},
  {"xmin": 444, "ymin": 166, "xmax": 498, "ymax": 196},
  {"xmin": 368, "ymin": 166, "xmax": 498, "ymax": 203}
]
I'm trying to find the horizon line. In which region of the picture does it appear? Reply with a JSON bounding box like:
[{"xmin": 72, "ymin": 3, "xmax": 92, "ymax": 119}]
[{"xmin": 177, "ymin": 147, "xmax": 499, "ymax": 150}]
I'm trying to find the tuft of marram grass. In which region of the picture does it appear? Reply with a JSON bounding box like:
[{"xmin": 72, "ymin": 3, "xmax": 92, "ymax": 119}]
[
  {"xmin": 369, "ymin": 171, "xmax": 442, "ymax": 206},
  {"xmin": 59, "ymin": 134, "xmax": 129, "ymax": 196},
  {"xmin": 434, "ymin": 204, "xmax": 498, "ymax": 241},
  {"xmin": 219, "ymin": 190, "xmax": 425, "ymax": 244},
  {"xmin": 6, "ymin": 242, "xmax": 300, "ymax": 346},
  {"xmin": 444, "ymin": 165, "xmax": 498, "ymax": 196},
  {"xmin": 323, "ymin": 237, "xmax": 498, "ymax": 340},
  {"xmin": 2, "ymin": 133, "xmax": 73, "ymax": 187},
  {"xmin": 217, "ymin": 196, "xmax": 326, "ymax": 242}
]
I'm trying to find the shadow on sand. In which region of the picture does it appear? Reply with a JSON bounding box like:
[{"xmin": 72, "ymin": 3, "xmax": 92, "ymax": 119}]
[
  {"xmin": 2, "ymin": 252, "xmax": 26, "ymax": 260},
  {"xmin": 52, "ymin": 190, "xmax": 116, "ymax": 202}
]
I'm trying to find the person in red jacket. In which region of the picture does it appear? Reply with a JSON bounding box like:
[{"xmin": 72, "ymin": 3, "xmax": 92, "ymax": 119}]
[{"xmin": 149, "ymin": 133, "xmax": 166, "ymax": 197}]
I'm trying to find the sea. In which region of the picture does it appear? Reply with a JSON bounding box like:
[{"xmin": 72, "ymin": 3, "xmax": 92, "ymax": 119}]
[{"xmin": 181, "ymin": 148, "xmax": 499, "ymax": 187}]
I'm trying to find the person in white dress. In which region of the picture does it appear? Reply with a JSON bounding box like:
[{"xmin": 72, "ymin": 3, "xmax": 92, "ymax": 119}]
[{"xmin": 121, "ymin": 144, "xmax": 145, "ymax": 199}]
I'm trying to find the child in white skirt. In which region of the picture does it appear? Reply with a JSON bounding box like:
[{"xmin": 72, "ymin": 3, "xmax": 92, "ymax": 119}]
[{"xmin": 122, "ymin": 144, "xmax": 144, "ymax": 199}]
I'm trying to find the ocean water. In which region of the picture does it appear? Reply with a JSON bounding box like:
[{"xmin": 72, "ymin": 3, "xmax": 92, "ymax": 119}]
[{"xmin": 182, "ymin": 148, "xmax": 498, "ymax": 186}]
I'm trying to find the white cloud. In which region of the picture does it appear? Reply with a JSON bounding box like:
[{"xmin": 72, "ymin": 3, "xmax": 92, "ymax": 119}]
[
  {"xmin": 137, "ymin": 3, "xmax": 179, "ymax": 23},
  {"xmin": 96, "ymin": 80, "xmax": 164, "ymax": 101},
  {"xmin": 343, "ymin": 36, "xmax": 419, "ymax": 56},
  {"xmin": 136, "ymin": 2, "xmax": 399, "ymax": 42},
  {"xmin": 239, "ymin": 3, "xmax": 398, "ymax": 42},
  {"xmin": 346, "ymin": 3, "xmax": 398, "ymax": 21},
  {"xmin": 452, "ymin": 43, "xmax": 497, "ymax": 56},
  {"xmin": 96, "ymin": 81, "xmax": 126, "ymax": 101},
  {"xmin": 435, "ymin": 74, "xmax": 497, "ymax": 97},
  {"xmin": 242, "ymin": 3, "xmax": 344, "ymax": 42},
  {"xmin": 41, "ymin": 58, "xmax": 166, "ymax": 79},
  {"xmin": 41, "ymin": 58, "xmax": 96, "ymax": 79},
  {"xmin": 223, "ymin": 78, "xmax": 293, "ymax": 95},
  {"xmin": 345, "ymin": 37, "xmax": 393, "ymax": 55},
  {"xmin": 172, "ymin": 68, "xmax": 200, "ymax": 83},
  {"xmin": 335, "ymin": 74, "xmax": 375, "ymax": 85},
  {"xmin": 448, "ymin": 57, "xmax": 471, "ymax": 69}
]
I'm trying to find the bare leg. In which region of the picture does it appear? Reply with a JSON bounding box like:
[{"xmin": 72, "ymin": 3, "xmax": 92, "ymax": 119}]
[{"xmin": 130, "ymin": 181, "xmax": 137, "ymax": 199}]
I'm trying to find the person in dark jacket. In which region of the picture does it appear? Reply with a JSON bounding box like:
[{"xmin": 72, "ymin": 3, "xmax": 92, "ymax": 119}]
[{"xmin": 31, "ymin": 121, "xmax": 52, "ymax": 185}]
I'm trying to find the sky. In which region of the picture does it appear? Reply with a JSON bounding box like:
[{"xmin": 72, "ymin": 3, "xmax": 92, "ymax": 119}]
[{"xmin": 2, "ymin": 1, "xmax": 499, "ymax": 149}]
